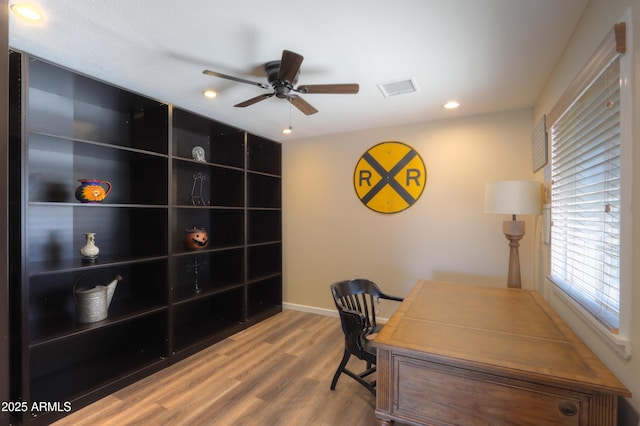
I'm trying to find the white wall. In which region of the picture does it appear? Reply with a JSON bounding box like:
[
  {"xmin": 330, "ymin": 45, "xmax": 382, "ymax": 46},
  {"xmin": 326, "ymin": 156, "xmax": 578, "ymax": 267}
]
[
  {"xmin": 533, "ymin": 0, "xmax": 640, "ymax": 421},
  {"xmin": 282, "ymin": 109, "xmax": 537, "ymax": 319}
]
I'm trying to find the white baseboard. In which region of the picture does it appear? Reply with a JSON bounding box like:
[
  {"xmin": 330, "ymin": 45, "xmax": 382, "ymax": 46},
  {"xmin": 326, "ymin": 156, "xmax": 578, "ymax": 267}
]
[
  {"xmin": 283, "ymin": 302, "xmax": 338, "ymax": 317},
  {"xmin": 282, "ymin": 302, "xmax": 389, "ymax": 323}
]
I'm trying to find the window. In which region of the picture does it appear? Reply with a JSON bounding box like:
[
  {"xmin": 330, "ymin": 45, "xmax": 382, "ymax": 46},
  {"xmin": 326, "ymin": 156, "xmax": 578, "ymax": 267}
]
[{"xmin": 547, "ymin": 23, "xmax": 627, "ymax": 334}]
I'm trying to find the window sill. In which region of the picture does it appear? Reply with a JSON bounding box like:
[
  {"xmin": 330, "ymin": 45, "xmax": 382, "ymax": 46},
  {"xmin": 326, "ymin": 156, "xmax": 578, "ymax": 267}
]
[{"xmin": 546, "ymin": 278, "xmax": 632, "ymax": 360}]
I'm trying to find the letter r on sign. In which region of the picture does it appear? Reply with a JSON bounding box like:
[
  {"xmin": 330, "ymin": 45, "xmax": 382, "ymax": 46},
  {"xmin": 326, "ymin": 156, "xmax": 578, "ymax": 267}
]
[
  {"xmin": 359, "ymin": 170, "xmax": 372, "ymax": 186},
  {"xmin": 406, "ymin": 168, "xmax": 421, "ymax": 186}
]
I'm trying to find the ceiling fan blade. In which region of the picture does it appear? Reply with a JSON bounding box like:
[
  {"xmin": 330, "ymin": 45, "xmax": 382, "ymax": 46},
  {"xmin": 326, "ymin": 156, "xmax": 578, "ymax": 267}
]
[
  {"xmin": 234, "ymin": 93, "xmax": 274, "ymax": 108},
  {"xmin": 296, "ymin": 84, "xmax": 360, "ymax": 94},
  {"xmin": 287, "ymin": 95, "xmax": 318, "ymax": 115},
  {"xmin": 278, "ymin": 50, "xmax": 304, "ymax": 83},
  {"xmin": 203, "ymin": 70, "xmax": 270, "ymax": 89}
]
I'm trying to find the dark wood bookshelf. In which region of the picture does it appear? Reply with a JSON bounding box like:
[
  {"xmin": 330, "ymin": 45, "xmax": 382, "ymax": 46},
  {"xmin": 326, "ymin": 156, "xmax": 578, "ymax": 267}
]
[{"xmin": 8, "ymin": 50, "xmax": 282, "ymax": 425}]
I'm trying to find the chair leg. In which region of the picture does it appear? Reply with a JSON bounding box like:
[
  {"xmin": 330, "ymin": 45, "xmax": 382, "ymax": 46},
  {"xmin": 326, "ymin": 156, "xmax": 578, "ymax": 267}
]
[
  {"xmin": 348, "ymin": 366, "xmax": 376, "ymax": 396},
  {"xmin": 331, "ymin": 348, "xmax": 377, "ymax": 396},
  {"xmin": 330, "ymin": 348, "xmax": 351, "ymax": 390}
]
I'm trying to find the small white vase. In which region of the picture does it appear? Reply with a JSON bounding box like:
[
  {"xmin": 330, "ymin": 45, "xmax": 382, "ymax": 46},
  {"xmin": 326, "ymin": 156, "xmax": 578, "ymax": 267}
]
[{"xmin": 80, "ymin": 232, "xmax": 100, "ymax": 261}]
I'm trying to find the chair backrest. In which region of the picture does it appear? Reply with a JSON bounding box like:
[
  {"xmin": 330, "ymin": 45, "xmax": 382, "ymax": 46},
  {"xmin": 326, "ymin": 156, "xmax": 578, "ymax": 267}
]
[
  {"xmin": 331, "ymin": 279, "xmax": 388, "ymax": 359},
  {"xmin": 331, "ymin": 279, "xmax": 403, "ymax": 364},
  {"xmin": 331, "ymin": 278, "xmax": 384, "ymax": 332}
]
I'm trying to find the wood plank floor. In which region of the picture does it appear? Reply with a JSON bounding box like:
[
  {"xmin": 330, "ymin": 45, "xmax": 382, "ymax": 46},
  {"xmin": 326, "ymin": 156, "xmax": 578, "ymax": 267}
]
[{"xmin": 52, "ymin": 310, "xmax": 383, "ymax": 426}]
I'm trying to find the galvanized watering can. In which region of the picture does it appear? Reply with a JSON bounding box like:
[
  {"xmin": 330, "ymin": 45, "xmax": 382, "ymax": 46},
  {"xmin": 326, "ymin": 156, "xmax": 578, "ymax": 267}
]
[{"xmin": 74, "ymin": 274, "xmax": 122, "ymax": 323}]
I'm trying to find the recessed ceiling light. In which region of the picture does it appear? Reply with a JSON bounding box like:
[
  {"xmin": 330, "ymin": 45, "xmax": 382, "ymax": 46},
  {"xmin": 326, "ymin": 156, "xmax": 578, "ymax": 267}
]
[
  {"xmin": 10, "ymin": 3, "xmax": 43, "ymax": 21},
  {"xmin": 444, "ymin": 101, "xmax": 460, "ymax": 109},
  {"xmin": 202, "ymin": 90, "xmax": 217, "ymax": 98},
  {"xmin": 282, "ymin": 126, "xmax": 292, "ymax": 135}
]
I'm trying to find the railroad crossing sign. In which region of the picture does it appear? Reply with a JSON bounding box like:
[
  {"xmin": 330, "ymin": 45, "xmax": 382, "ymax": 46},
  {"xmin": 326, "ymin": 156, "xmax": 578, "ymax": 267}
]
[{"xmin": 353, "ymin": 141, "xmax": 427, "ymax": 214}]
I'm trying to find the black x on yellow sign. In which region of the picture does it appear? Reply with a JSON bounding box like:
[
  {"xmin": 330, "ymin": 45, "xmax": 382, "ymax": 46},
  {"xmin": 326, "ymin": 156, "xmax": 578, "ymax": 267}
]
[{"xmin": 353, "ymin": 141, "xmax": 427, "ymax": 214}]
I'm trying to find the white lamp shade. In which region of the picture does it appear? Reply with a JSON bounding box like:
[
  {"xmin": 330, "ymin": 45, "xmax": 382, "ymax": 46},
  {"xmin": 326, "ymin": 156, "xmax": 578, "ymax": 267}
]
[{"xmin": 484, "ymin": 181, "xmax": 542, "ymax": 215}]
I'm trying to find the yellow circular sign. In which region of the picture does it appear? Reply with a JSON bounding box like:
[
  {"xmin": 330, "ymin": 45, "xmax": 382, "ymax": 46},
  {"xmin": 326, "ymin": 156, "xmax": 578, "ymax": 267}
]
[{"xmin": 353, "ymin": 141, "xmax": 427, "ymax": 214}]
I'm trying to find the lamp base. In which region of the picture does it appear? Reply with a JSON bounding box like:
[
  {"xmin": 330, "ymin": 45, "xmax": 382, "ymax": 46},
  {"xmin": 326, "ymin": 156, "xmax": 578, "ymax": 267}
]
[{"xmin": 503, "ymin": 220, "xmax": 525, "ymax": 289}]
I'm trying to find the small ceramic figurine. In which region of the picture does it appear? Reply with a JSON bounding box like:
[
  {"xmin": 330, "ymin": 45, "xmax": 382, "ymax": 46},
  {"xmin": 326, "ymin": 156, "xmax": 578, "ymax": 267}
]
[{"xmin": 192, "ymin": 146, "xmax": 206, "ymax": 162}]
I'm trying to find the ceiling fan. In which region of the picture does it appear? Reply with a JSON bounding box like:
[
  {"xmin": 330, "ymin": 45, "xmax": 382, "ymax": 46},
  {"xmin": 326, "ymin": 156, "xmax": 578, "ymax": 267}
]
[{"xmin": 203, "ymin": 50, "xmax": 359, "ymax": 115}]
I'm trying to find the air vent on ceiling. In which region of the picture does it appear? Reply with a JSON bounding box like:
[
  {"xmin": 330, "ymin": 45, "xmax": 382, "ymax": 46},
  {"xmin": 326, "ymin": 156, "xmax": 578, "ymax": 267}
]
[{"xmin": 377, "ymin": 77, "xmax": 419, "ymax": 98}]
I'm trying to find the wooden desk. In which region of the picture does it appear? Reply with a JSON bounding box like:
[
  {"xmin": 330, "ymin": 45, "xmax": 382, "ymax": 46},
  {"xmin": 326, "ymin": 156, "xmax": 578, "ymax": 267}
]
[{"xmin": 373, "ymin": 280, "xmax": 631, "ymax": 426}]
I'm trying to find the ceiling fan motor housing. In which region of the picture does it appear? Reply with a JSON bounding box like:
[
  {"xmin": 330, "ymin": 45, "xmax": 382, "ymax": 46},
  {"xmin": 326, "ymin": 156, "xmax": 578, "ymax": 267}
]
[
  {"xmin": 264, "ymin": 60, "xmax": 281, "ymax": 82},
  {"xmin": 266, "ymin": 60, "xmax": 296, "ymax": 98}
]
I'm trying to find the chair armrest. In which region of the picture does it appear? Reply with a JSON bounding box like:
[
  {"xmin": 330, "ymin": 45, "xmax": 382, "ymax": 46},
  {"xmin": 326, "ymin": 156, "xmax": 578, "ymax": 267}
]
[{"xmin": 379, "ymin": 293, "xmax": 404, "ymax": 302}]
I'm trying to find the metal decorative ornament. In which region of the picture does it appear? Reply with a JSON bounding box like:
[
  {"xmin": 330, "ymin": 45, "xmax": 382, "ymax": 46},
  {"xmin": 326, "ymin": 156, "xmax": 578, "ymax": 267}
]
[{"xmin": 353, "ymin": 141, "xmax": 427, "ymax": 214}]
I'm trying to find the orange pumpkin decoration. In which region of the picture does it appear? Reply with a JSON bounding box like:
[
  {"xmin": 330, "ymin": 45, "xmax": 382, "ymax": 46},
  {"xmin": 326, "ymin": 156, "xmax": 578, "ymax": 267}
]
[{"xmin": 184, "ymin": 227, "xmax": 209, "ymax": 250}]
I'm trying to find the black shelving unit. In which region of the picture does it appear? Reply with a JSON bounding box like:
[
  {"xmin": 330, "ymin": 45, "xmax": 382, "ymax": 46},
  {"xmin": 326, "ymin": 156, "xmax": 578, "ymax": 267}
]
[
  {"xmin": 245, "ymin": 134, "xmax": 283, "ymax": 324},
  {"xmin": 9, "ymin": 51, "xmax": 172, "ymax": 425},
  {"xmin": 170, "ymin": 107, "xmax": 248, "ymax": 358},
  {"xmin": 169, "ymin": 107, "xmax": 281, "ymax": 359},
  {"xmin": 8, "ymin": 51, "xmax": 282, "ymax": 425}
]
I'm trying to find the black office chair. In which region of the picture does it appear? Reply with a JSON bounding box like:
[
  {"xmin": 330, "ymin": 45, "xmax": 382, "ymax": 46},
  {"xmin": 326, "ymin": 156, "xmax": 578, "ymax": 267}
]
[{"xmin": 330, "ymin": 278, "xmax": 403, "ymax": 396}]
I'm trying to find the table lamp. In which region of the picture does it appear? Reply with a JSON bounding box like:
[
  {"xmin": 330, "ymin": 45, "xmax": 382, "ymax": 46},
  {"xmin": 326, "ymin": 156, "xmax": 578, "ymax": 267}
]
[{"xmin": 484, "ymin": 181, "xmax": 542, "ymax": 288}]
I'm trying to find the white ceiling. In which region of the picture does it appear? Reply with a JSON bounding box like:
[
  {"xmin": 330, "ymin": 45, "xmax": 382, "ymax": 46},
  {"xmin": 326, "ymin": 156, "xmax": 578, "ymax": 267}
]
[{"xmin": 8, "ymin": 0, "xmax": 589, "ymax": 143}]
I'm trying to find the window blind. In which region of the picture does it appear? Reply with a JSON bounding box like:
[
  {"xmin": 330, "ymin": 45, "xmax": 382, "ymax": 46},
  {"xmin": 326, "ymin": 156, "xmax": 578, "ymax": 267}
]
[{"xmin": 549, "ymin": 56, "xmax": 621, "ymax": 332}]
